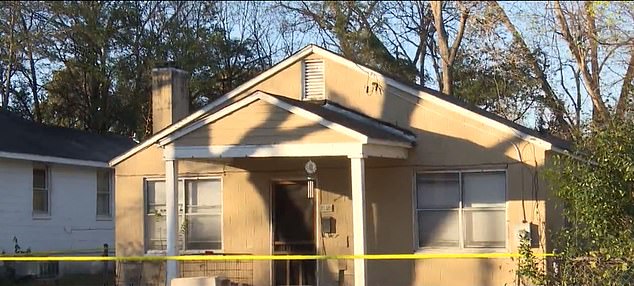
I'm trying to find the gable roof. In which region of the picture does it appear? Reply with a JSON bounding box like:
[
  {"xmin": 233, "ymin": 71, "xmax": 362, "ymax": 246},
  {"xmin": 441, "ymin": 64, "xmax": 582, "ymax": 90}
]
[
  {"xmin": 110, "ymin": 45, "xmax": 570, "ymax": 166},
  {"xmin": 0, "ymin": 110, "xmax": 136, "ymax": 167},
  {"xmin": 158, "ymin": 91, "xmax": 416, "ymax": 148},
  {"xmin": 350, "ymin": 64, "xmax": 572, "ymax": 152}
]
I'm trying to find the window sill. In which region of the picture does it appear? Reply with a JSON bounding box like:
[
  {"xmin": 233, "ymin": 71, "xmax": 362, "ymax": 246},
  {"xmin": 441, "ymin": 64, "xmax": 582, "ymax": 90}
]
[
  {"xmin": 145, "ymin": 250, "xmax": 224, "ymax": 256},
  {"xmin": 96, "ymin": 216, "xmax": 113, "ymax": 221},
  {"xmin": 415, "ymin": 247, "xmax": 508, "ymax": 254},
  {"xmin": 32, "ymin": 214, "xmax": 51, "ymax": 220}
]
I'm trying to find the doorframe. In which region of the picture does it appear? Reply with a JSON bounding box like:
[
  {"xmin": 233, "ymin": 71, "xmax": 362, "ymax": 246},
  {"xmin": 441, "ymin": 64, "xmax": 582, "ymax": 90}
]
[{"xmin": 269, "ymin": 177, "xmax": 321, "ymax": 286}]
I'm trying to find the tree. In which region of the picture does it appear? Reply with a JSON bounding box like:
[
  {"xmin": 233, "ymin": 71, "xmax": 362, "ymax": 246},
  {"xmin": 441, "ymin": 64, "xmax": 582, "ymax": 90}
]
[
  {"xmin": 43, "ymin": 1, "xmax": 128, "ymax": 133},
  {"xmin": 471, "ymin": 1, "xmax": 634, "ymax": 138},
  {"xmin": 430, "ymin": 1, "xmax": 468, "ymax": 95},
  {"xmin": 557, "ymin": 1, "xmax": 607, "ymax": 120},
  {"xmin": 380, "ymin": 1, "xmax": 435, "ymax": 84},
  {"xmin": 488, "ymin": 2, "xmax": 575, "ymax": 136},
  {"xmin": 277, "ymin": 1, "xmax": 419, "ymax": 81},
  {"xmin": 277, "ymin": 1, "xmax": 548, "ymax": 126},
  {"xmin": 533, "ymin": 121, "xmax": 634, "ymax": 285},
  {"xmin": 0, "ymin": 1, "xmax": 19, "ymax": 111},
  {"xmin": 452, "ymin": 44, "xmax": 542, "ymax": 123},
  {"xmin": 37, "ymin": 1, "xmax": 271, "ymax": 138}
]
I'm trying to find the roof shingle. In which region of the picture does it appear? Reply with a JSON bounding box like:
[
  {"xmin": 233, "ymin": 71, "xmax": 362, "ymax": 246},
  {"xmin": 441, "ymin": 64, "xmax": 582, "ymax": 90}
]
[{"xmin": 0, "ymin": 110, "xmax": 136, "ymax": 163}]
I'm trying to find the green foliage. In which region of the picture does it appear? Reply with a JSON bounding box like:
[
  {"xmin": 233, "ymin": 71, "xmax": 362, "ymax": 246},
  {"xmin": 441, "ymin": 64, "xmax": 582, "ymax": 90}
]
[
  {"xmin": 535, "ymin": 121, "xmax": 634, "ymax": 284},
  {"xmin": 452, "ymin": 43, "xmax": 542, "ymax": 123},
  {"xmin": 516, "ymin": 233, "xmax": 546, "ymax": 286},
  {"xmin": 1, "ymin": 1, "xmax": 270, "ymax": 139},
  {"xmin": 3, "ymin": 1, "xmax": 633, "ymax": 140},
  {"xmin": 549, "ymin": 122, "xmax": 634, "ymax": 258}
]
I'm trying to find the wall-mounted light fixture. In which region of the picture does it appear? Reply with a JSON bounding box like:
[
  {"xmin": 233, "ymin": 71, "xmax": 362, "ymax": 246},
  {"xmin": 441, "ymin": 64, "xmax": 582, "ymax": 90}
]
[{"xmin": 305, "ymin": 160, "xmax": 317, "ymax": 199}]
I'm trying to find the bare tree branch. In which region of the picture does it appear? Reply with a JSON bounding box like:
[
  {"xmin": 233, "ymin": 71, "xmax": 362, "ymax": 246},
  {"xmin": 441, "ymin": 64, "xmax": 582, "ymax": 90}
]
[
  {"xmin": 489, "ymin": 1, "xmax": 574, "ymax": 134},
  {"xmin": 554, "ymin": 1, "xmax": 609, "ymax": 123}
]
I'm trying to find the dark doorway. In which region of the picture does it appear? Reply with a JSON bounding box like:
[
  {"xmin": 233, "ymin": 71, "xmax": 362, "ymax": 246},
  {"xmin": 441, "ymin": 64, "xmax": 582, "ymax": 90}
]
[{"xmin": 272, "ymin": 180, "xmax": 316, "ymax": 286}]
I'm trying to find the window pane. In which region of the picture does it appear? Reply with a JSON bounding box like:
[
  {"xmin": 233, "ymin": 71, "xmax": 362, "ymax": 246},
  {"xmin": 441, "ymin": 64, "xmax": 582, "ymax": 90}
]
[
  {"xmin": 463, "ymin": 172, "xmax": 505, "ymax": 208},
  {"xmin": 187, "ymin": 179, "xmax": 221, "ymax": 214},
  {"xmin": 97, "ymin": 194, "xmax": 110, "ymax": 216},
  {"xmin": 33, "ymin": 169, "xmax": 46, "ymax": 189},
  {"xmin": 33, "ymin": 190, "xmax": 48, "ymax": 213},
  {"xmin": 147, "ymin": 181, "xmax": 166, "ymax": 213},
  {"xmin": 145, "ymin": 214, "xmax": 167, "ymax": 250},
  {"xmin": 97, "ymin": 170, "xmax": 110, "ymax": 194},
  {"xmin": 464, "ymin": 209, "xmax": 505, "ymax": 248},
  {"xmin": 417, "ymin": 173, "xmax": 460, "ymax": 209},
  {"xmin": 418, "ymin": 210, "xmax": 459, "ymax": 247},
  {"xmin": 186, "ymin": 215, "xmax": 221, "ymax": 250}
]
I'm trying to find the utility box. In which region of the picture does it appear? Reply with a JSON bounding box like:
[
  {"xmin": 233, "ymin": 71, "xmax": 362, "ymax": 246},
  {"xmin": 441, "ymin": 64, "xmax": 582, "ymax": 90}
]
[
  {"xmin": 515, "ymin": 222, "xmax": 539, "ymax": 248},
  {"xmin": 321, "ymin": 216, "xmax": 336, "ymax": 234}
]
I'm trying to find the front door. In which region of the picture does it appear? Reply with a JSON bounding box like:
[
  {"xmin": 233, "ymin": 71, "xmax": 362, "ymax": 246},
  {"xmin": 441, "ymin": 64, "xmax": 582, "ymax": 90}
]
[{"xmin": 272, "ymin": 181, "xmax": 316, "ymax": 286}]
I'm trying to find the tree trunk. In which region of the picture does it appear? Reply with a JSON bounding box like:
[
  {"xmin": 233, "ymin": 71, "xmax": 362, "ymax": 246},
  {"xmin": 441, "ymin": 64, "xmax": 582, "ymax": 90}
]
[
  {"xmin": 27, "ymin": 47, "xmax": 41, "ymax": 122},
  {"xmin": 430, "ymin": 1, "xmax": 467, "ymax": 95},
  {"xmin": 2, "ymin": 2, "xmax": 16, "ymax": 110},
  {"xmin": 430, "ymin": 1, "xmax": 451, "ymax": 94},
  {"xmin": 20, "ymin": 10, "xmax": 42, "ymax": 122},
  {"xmin": 615, "ymin": 48, "xmax": 634, "ymax": 118}
]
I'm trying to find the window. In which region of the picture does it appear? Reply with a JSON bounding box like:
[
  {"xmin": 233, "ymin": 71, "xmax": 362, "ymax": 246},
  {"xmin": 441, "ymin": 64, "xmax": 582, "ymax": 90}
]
[
  {"xmin": 97, "ymin": 169, "xmax": 111, "ymax": 217},
  {"xmin": 415, "ymin": 171, "xmax": 506, "ymax": 249},
  {"xmin": 145, "ymin": 180, "xmax": 168, "ymax": 250},
  {"xmin": 38, "ymin": 262, "xmax": 59, "ymax": 278},
  {"xmin": 145, "ymin": 178, "xmax": 222, "ymax": 252},
  {"xmin": 184, "ymin": 180, "xmax": 222, "ymax": 250},
  {"xmin": 33, "ymin": 165, "xmax": 49, "ymax": 216}
]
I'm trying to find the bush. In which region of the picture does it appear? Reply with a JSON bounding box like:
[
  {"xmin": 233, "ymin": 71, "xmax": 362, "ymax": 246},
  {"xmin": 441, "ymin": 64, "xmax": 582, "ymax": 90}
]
[{"xmin": 519, "ymin": 121, "xmax": 634, "ymax": 285}]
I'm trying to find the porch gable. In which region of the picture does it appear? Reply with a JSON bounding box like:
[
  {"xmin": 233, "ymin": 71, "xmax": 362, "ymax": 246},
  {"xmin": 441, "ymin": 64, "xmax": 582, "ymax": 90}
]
[{"xmin": 161, "ymin": 91, "xmax": 414, "ymax": 160}]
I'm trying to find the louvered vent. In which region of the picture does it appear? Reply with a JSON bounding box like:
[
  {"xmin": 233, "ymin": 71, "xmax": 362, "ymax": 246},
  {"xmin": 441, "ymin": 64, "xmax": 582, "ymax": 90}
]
[{"xmin": 302, "ymin": 59, "xmax": 325, "ymax": 100}]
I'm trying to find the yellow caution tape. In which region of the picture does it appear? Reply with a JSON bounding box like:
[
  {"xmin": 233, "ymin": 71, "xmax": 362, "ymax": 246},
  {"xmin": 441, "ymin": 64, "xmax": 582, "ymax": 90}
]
[
  {"xmin": 0, "ymin": 253, "xmax": 555, "ymax": 262},
  {"xmin": 9, "ymin": 248, "xmax": 112, "ymax": 256}
]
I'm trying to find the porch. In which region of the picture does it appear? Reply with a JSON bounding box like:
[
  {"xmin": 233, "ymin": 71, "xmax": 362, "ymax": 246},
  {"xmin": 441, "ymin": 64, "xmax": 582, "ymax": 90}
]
[{"xmin": 156, "ymin": 91, "xmax": 415, "ymax": 286}]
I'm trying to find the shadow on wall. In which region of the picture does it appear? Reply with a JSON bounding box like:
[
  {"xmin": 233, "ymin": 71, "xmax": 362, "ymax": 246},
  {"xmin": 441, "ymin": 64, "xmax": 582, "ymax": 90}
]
[
  {"xmin": 171, "ymin": 96, "xmax": 343, "ymax": 285},
  {"xmin": 167, "ymin": 84, "xmax": 550, "ymax": 286}
]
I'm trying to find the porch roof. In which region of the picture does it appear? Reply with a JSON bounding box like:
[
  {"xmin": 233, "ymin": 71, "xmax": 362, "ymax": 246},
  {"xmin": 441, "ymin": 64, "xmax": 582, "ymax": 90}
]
[
  {"xmin": 269, "ymin": 95, "xmax": 416, "ymax": 147},
  {"xmin": 161, "ymin": 91, "xmax": 416, "ymax": 160}
]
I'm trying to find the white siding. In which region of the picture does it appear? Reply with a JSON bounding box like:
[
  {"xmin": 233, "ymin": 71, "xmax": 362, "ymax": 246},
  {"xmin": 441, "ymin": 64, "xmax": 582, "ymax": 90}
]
[{"xmin": 0, "ymin": 158, "xmax": 113, "ymax": 273}]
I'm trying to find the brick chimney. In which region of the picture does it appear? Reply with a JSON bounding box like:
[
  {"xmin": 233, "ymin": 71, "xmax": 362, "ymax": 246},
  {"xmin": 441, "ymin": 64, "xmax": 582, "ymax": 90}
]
[{"xmin": 151, "ymin": 68, "xmax": 189, "ymax": 134}]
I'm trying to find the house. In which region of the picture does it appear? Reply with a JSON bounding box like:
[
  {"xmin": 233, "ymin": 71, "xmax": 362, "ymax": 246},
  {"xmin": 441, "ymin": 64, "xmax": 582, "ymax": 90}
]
[
  {"xmin": 111, "ymin": 45, "xmax": 568, "ymax": 286},
  {"xmin": 0, "ymin": 110, "xmax": 135, "ymax": 278}
]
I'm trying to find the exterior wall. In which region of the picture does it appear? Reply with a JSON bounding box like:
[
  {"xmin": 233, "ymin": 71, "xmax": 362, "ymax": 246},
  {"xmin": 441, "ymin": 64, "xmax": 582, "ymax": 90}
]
[
  {"xmin": 114, "ymin": 51, "xmax": 556, "ymax": 286},
  {"xmin": 320, "ymin": 55, "xmax": 552, "ymax": 286},
  {"xmin": 175, "ymin": 99, "xmax": 354, "ymax": 146},
  {"xmin": 115, "ymin": 150, "xmax": 354, "ymax": 286},
  {"xmin": 0, "ymin": 158, "xmax": 114, "ymax": 275}
]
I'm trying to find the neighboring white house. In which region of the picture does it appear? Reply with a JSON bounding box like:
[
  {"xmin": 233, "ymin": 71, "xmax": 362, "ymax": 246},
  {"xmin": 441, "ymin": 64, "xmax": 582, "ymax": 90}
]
[{"xmin": 0, "ymin": 110, "xmax": 135, "ymax": 278}]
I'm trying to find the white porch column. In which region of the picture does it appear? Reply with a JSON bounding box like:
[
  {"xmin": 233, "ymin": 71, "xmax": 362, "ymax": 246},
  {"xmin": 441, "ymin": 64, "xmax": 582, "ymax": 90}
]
[
  {"xmin": 165, "ymin": 159, "xmax": 179, "ymax": 285},
  {"xmin": 350, "ymin": 156, "xmax": 367, "ymax": 286}
]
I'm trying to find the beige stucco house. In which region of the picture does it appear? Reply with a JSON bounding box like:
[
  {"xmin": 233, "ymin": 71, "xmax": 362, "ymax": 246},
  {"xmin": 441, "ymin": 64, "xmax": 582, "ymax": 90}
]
[{"xmin": 110, "ymin": 45, "xmax": 568, "ymax": 286}]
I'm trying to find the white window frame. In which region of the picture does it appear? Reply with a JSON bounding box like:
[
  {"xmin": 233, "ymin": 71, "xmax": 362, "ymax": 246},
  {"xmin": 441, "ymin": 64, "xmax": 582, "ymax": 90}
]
[
  {"xmin": 96, "ymin": 169, "xmax": 113, "ymax": 219},
  {"xmin": 32, "ymin": 164, "xmax": 51, "ymax": 218},
  {"xmin": 413, "ymin": 169, "xmax": 508, "ymax": 252},
  {"xmin": 143, "ymin": 176, "xmax": 223, "ymax": 254}
]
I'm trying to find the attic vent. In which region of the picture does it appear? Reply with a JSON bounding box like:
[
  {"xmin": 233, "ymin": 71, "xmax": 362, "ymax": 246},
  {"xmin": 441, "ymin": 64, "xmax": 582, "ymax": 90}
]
[{"xmin": 302, "ymin": 59, "xmax": 325, "ymax": 100}]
